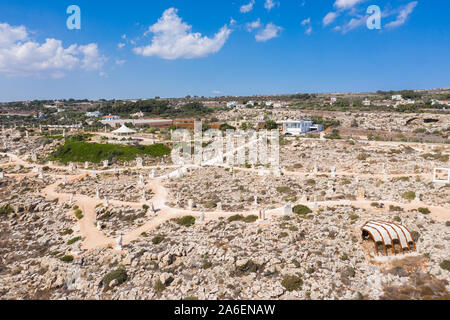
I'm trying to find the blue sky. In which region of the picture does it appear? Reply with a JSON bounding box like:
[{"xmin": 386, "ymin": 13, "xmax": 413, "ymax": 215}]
[{"xmin": 0, "ymin": 0, "xmax": 449, "ymax": 101}]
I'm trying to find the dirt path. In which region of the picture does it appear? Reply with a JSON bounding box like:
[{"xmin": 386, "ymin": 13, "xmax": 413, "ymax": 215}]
[{"xmin": 3, "ymin": 151, "xmax": 449, "ymax": 252}]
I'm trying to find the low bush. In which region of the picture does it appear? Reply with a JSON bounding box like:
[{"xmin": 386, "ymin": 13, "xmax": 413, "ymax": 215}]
[
  {"xmin": 67, "ymin": 236, "xmax": 82, "ymax": 245},
  {"xmin": 293, "ymin": 205, "xmax": 312, "ymax": 215},
  {"xmin": 0, "ymin": 205, "xmax": 14, "ymax": 215},
  {"xmin": 204, "ymin": 201, "xmax": 217, "ymax": 209},
  {"xmin": 103, "ymin": 268, "xmax": 128, "ymax": 287},
  {"xmin": 235, "ymin": 260, "xmax": 263, "ymax": 275},
  {"xmin": 418, "ymin": 207, "xmax": 431, "ymax": 215},
  {"xmin": 177, "ymin": 216, "xmax": 195, "ymax": 227},
  {"xmin": 152, "ymin": 235, "xmax": 165, "ymax": 245},
  {"xmin": 244, "ymin": 215, "xmax": 258, "ymax": 223},
  {"xmin": 440, "ymin": 260, "xmax": 450, "ymax": 272},
  {"xmin": 281, "ymin": 275, "xmax": 303, "ymax": 292},
  {"xmin": 153, "ymin": 279, "xmax": 165, "ymax": 292},
  {"xmin": 228, "ymin": 214, "xmax": 244, "ymax": 222},
  {"xmin": 402, "ymin": 191, "xmax": 416, "ymax": 201},
  {"xmin": 61, "ymin": 255, "xmax": 74, "ymax": 263},
  {"xmin": 74, "ymin": 209, "xmax": 83, "ymax": 220}
]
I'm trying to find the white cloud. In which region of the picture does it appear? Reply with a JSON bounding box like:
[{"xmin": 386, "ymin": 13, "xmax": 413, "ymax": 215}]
[
  {"xmin": 323, "ymin": 12, "xmax": 339, "ymax": 26},
  {"xmin": 334, "ymin": 0, "xmax": 365, "ymax": 10},
  {"xmin": 255, "ymin": 23, "xmax": 282, "ymax": 42},
  {"xmin": 212, "ymin": 90, "xmax": 222, "ymax": 95},
  {"xmin": 246, "ymin": 19, "xmax": 262, "ymax": 32},
  {"xmin": 264, "ymin": 0, "xmax": 279, "ymax": 11},
  {"xmin": 134, "ymin": 8, "xmax": 231, "ymax": 60},
  {"xmin": 301, "ymin": 17, "xmax": 312, "ymax": 35},
  {"xmin": 340, "ymin": 16, "xmax": 366, "ymax": 33},
  {"xmin": 0, "ymin": 22, "xmax": 105, "ymax": 78},
  {"xmin": 240, "ymin": 0, "xmax": 255, "ymax": 13},
  {"xmin": 305, "ymin": 26, "xmax": 313, "ymax": 35},
  {"xmin": 115, "ymin": 59, "xmax": 126, "ymax": 66},
  {"xmin": 301, "ymin": 18, "xmax": 311, "ymax": 26},
  {"xmin": 118, "ymin": 43, "xmax": 126, "ymax": 49},
  {"xmin": 385, "ymin": 1, "xmax": 418, "ymax": 29}
]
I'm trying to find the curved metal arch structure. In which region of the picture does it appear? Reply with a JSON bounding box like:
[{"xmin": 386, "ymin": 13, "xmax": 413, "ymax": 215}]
[{"xmin": 362, "ymin": 220, "xmax": 416, "ymax": 256}]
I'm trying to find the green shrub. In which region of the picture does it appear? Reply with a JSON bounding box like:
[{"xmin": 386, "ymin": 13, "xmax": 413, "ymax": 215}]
[
  {"xmin": 357, "ymin": 153, "xmax": 370, "ymax": 161},
  {"xmin": 402, "ymin": 191, "xmax": 416, "ymax": 201},
  {"xmin": 153, "ymin": 279, "xmax": 165, "ymax": 292},
  {"xmin": 389, "ymin": 205, "xmax": 403, "ymax": 212},
  {"xmin": 235, "ymin": 260, "xmax": 263, "ymax": 275},
  {"xmin": 411, "ymin": 231, "xmax": 420, "ymax": 243},
  {"xmin": 183, "ymin": 296, "xmax": 198, "ymax": 300},
  {"xmin": 244, "ymin": 215, "xmax": 258, "ymax": 223},
  {"xmin": 67, "ymin": 236, "xmax": 82, "ymax": 245},
  {"xmin": 202, "ymin": 260, "xmax": 213, "ymax": 269},
  {"xmin": 74, "ymin": 209, "xmax": 83, "ymax": 220},
  {"xmin": 61, "ymin": 255, "xmax": 74, "ymax": 263},
  {"xmin": 440, "ymin": 260, "xmax": 450, "ymax": 271},
  {"xmin": 204, "ymin": 201, "xmax": 217, "ymax": 209},
  {"xmin": 152, "ymin": 235, "xmax": 165, "ymax": 245},
  {"xmin": 293, "ymin": 205, "xmax": 312, "ymax": 215},
  {"xmin": 276, "ymin": 186, "xmax": 291, "ymax": 194},
  {"xmin": 103, "ymin": 268, "xmax": 128, "ymax": 287},
  {"xmin": 228, "ymin": 214, "xmax": 244, "ymax": 222},
  {"xmin": 340, "ymin": 253, "xmax": 349, "ymax": 261},
  {"xmin": 177, "ymin": 216, "xmax": 195, "ymax": 227},
  {"xmin": 60, "ymin": 229, "xmax": 73, "ymax": 236},
  {"xmin": 49, "ymin": 140, "xmax": 171, "ymax": 164},
  {"xmin": 281, "ymin": 275, "xmax": 303, "ymax": 292},
  {"xmin": 0, "ymin": 205, "xmax": 14, "ymax": 215},
  {"xmin": 418, "ymin": 207, "xmax": 431, "ymax": 215}
]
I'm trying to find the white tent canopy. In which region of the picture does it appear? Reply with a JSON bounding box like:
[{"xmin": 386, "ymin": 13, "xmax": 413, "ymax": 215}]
[{"xmin": 112, "ymin": 124, "xmax": 137, "ymax": 135}]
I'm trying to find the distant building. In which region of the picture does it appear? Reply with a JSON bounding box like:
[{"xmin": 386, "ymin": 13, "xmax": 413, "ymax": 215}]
[
  {"xmin": 281, "ymin": 120, "xmax": 323, "ymax": 136},
  {"xmin": 363, "ymin": 99, "xmax": 371, "ymax": 106},
  {"xmin": 101, "ymin": 118, "xmax": 172, "ymax": 128},
  {"xmin": 432, "ymin": 100, "xmax": 450, "ymax": 106},
  {"xmin": 392, "ymin": 95, "xmax": 403, "ymax": 101},
  {"xmin": 131, "ymin": 111, "xmax": 145, "ymax": 118},
  {"xmin": 103, "ymin": 115, "xmax": 121, "ymax": 121},
  {"xmin": 324, "ymin": 97, "xmax": 337, "ymax": 105},
  {"xmin": 86, "ymin": 111, "xmax": 103, "ymax": 118},
  {"xmin": 226, "ymin": 101, "xmax": 237, "ymax": 108}
]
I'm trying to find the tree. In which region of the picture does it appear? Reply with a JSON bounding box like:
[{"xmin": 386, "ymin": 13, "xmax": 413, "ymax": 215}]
[{"xmin": 264, "ymin": 120, "xmax": 278, "ymax": 130}]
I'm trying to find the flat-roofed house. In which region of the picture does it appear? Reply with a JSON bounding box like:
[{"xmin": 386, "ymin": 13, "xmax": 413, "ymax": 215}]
[{"xmin": 281, "ymin": 120, "xmax": 323, "ymax": 136}]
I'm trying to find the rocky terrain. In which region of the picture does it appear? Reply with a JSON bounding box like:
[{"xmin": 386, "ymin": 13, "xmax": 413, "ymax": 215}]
[
  {"xmin": 0, "ymin": 124, "xmax": 448, "ymax": 301},
  {"xmin": 0, "ymin": 201, "xmax": 449, "ymax": 300}
]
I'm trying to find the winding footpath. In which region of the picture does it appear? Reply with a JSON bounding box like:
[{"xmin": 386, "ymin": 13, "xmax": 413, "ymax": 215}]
[{"xmin": 1, "ymin": 151, "xmax": 449, "ymax": 253}]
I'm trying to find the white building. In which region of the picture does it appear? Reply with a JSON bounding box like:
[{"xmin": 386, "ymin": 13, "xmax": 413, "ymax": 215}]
[
  {"xmin": 226, "ymin": 101, "xmax": 237, "ymax": 108},
  {"xmin": 363, "ymin": 99, "xmax": 371, "ymax": 106},
  {"xmin": 281, "ymin": 120, "xmax": 324, "ymax": 136},
  {"xmin": 86, "ymin": 111, "xmax": 102, "ymax": 118},
  {"xmin": 392, "ymin": 95, "xmax": 403, "ymax": 101}
]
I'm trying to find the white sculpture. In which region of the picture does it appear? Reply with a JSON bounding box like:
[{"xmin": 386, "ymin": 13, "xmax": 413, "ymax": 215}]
[
  {"xmin": 284, "ymin": 202, "xmax": 293, "ymax": 215},
  {"xmin": 116, "ymin": 235, "xmax": 123, "ymax": 250}
]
